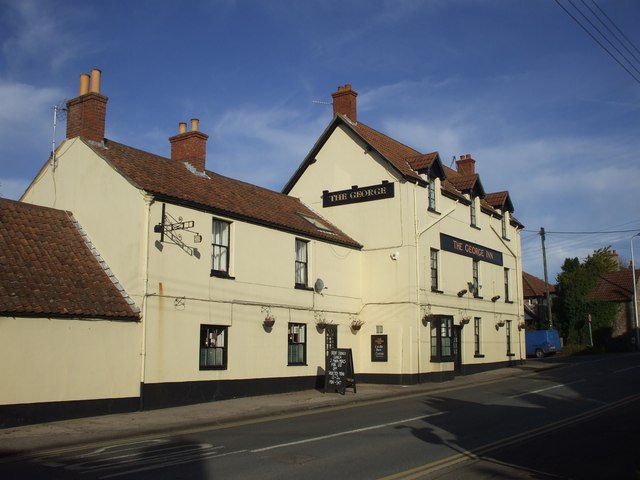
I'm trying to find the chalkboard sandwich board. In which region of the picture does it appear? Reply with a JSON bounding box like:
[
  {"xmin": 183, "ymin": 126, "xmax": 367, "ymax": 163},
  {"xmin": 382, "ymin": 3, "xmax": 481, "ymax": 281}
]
[{"xmin": 324, "ymin": 348, "xmax": 356, "ymax": 395}]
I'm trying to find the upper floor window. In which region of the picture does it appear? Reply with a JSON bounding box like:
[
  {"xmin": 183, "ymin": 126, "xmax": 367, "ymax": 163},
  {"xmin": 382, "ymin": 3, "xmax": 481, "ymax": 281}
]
[
  {"xmin": 470, "ymin": 196, "xmax": 477, "ymax": 227},
  {"xmin": 501, "ymin": 213, "xmax": 509, "ymax": 239},
  {"xmin": 504, "ymin": 268, "xmax": 511, "ymax": 302},
  {"xmin": 212, "ymin": 219, "xmax": 231, "ymax": 277},
  {"xmin": 430, "ymin": 249, "xmax": 439, "ymax": 292},
  {"xmin": 472, "ymin": 259, "xmax": 480, "ymax": 297},
  {"xmin": 295, "ymin": 239, "xmax": 309, "ymax": 288},
  {"xmin": 427, "ymin": 178, "xmax": 437, "ymax": 211}
]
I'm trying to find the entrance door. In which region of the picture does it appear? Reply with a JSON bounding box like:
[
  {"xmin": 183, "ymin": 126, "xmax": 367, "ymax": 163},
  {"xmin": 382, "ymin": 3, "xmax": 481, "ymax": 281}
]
[
  {"xmin": 453, "ymin": 326, "xmax": 463, "ymax": 374},
  {"xmin": 325, "ymin": 324, "xmax": 337, "ymax": 356}
]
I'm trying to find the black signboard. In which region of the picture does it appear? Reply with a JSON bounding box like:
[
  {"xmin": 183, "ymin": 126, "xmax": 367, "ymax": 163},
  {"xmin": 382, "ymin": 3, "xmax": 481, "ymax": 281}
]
[
  {"xmin": 371, "ymin": 334, "xmax": 388, "ymax": 362},
  {"xmin": 440, "ymin": 233, "xmax": 503, "ymax": 266},
  {"xmin": 325, "ymin": 348, "xmax": 356, "ymax": 394},
  {"xmin": 322, "ymin": 181, "xmax": 394, "ymax": 208}
]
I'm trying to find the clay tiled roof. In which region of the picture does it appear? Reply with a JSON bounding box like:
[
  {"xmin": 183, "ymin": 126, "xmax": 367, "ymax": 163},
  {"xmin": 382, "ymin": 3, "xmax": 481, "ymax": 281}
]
[
  {"xmin": 588, "ymin": 270, "xmax": 639, "ymax": 302},
  {"xmin": 406, "ymin": 153, "xmax": 439, "ymax": 172},
  {"xmin": 0, "ymin": 198, "xmax": 140, "ymax": 319},
  {"xmin": 87, "ymin": 140, "xmax": 361, "ymax": 250},
  {"xmin": 348, "ymin": 121, "xmax": 424, "ymax": 183},
  {"xmin": 485, "ymin": 191, "xmax": 514, "ymax": 213},
  {"xmin": 522, "ymin": 271, "xmax": 555, "ymax": 298}
]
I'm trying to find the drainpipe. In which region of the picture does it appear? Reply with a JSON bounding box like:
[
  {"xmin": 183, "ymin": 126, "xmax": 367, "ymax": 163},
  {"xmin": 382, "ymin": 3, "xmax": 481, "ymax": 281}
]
[
  {"xmin": 139, "ymin": 193, "xmax": 154, "ymax": 410},
  {"xmin": 413, "ymin": 186, "xmax": 421, "ymax": 382}
]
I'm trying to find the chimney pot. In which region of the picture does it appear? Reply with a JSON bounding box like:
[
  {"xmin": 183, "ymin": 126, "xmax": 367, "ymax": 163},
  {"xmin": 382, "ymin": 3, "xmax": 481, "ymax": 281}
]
[
  {"xmin": 79, "ymin": 73, "xmax": 90, "ymax": 95},
  {"xmin": 170, "ymin": 120, "xmax": 209, "ymax": 171},
  {"xmin": 190, "ymin": 118, "xmax": 199, "ymax": 132},
  {"xmin": 456, "ymin": 154, "xmax": 476, "ymax": 175},
  {"xmin": 179, "ymin": 122, "xmax": 187, "ymax": 134},
  {"xmin": 89, "ymin": 69, "xmax": 101, "ymax": 94}
]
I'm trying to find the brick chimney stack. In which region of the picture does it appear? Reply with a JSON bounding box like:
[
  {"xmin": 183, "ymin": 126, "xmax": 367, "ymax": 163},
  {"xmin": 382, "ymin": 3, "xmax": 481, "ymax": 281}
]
[
  {"xmin": 66, "ymin": 69, "xmax": 108, "ymax": 142},
  {"xmin": 169, "ymin": 118, "xmax": 209, "ymax": 171},
  {"xmin": 332, "ymin": 84, "xmax": 358, "ymax": 122},
  {"xmin": 456, "ymin": 154, "xmax": 476, "ymax": 175}
]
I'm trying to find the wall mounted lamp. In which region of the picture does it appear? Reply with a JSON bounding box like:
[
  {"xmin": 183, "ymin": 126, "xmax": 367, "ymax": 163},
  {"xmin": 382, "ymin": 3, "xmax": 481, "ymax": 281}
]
[
  {"xmin": 457, "ymin": 289, "xmax": 468, "ymax": 297},
  {"xmin": 491, "ymin": 295, "xmax": 501, "ymax": 302}
]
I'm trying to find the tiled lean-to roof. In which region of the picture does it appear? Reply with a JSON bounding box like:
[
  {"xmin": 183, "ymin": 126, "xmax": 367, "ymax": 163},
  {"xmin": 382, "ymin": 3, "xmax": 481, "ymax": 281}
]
[
  {"xmin": 522, "ymin": 271, "xmax": 556, "ymax": 299},
  {"xmin": 588, "ymin": 270, "xmax": 639, "ymax": 303},
  {"xmin": 86, "ymin": 139, "xmax": 361, "ymax": 250},
  {"xmin": 0, "ymin": 198, "xmax": 140, "ymax": 319}
]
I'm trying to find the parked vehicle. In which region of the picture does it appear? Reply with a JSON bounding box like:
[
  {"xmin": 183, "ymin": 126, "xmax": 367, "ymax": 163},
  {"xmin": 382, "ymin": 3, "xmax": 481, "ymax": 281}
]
[{"xmin": 526, "ymin": 329, "xmax": 562, "ymax": 358}]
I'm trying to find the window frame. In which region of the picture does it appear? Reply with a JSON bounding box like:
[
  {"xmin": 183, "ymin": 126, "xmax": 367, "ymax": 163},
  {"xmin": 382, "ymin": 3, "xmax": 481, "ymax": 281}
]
[
  {"xmin": 287, "ymin": 322, "xmax": 307, "ymax": 365},
  {"xmin": 504, "ymin": 267, "xmax": 511, "ymax": 302},
  {"xmin": 211, "ymin": 218, "xmax": 232, "ymax": 278},
  {"xmin": 430, "ymin": 248, "xmax": 441, "ymax": 292},
  {"xmin": 506, "ymin": 320, "xmax": 513, "ymax": 356},
  {"xmin": 199, "ymin": 324, "xmax": 228, "ymax": 370},
  {"xmin": 430, "ymin": 316, "xmax": 454, "ymax": 362},
  {"xmin": 473, "ymin": 317, "xmax": 483, "ymax": 357},
  {"xmin": 295, "ymin": 238, "xmax": 309, "ymax": 289},
  {"xmin": 470, "ymin": 196, "xmax": 477, "ymax": 227},
  {"xmin": 427, "ymin": 177, "xmax": 437, "ymax": 212},
  {"xmin": 501, "ymin": 213, "xmax": 509, "ymax": 240},
  {"xmin": 472, "ymin": 259, "xmax": 480, "ymax": 297}
]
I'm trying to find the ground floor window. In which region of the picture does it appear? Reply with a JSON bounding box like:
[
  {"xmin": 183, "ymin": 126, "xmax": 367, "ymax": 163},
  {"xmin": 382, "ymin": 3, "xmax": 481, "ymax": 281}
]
[
  {"xmin": 199, "ymin": 325, "xmax": 228, "ymax": 370},
  {"xmin": 474, "ymin": 317, "xmax": 482, "ymax": 356},
  {"xmin": 288, "ymin": 323, "xmax": 307, "ymax": 365},
  {"xmin": 506, "ymin": 320, "xmax": 513, "ymax": 356},
  {"xmin": 431, "ymin": 316, "xmax": 453, "ymax": 361}
]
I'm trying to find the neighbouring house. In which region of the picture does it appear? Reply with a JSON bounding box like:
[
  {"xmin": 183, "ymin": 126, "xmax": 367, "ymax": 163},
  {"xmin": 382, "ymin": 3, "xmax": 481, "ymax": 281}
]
[
  {"xmin": 0, "ymin": 198, "xmax": 140, "ymax": 427},
  {"xmin": 5, "ymin": 69, "xmax": 526, "ymax": 425},
  {"xmin": 522, "ymin": 271, "xmax": 556, "ymax": 329},
  {"xmin": 587, "ymin": 269, "xmax": 640, "ymax": 350}
]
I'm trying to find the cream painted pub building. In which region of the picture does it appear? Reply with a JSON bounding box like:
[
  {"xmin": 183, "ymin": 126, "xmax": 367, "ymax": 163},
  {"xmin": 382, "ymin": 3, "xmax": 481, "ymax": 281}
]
[{"xmin": 3, "ymin": 70, "xmax": 525, "ymax": 424}]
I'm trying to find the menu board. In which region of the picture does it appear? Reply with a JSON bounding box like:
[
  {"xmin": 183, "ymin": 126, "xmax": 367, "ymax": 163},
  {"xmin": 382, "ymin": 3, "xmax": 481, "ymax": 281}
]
[
  {"xmin": 325, "ymin": 348, "xmax": 356, "ymax": 394},
  {"xmin": 371, "ymin": 334, "xmax": 388, "ymax": 362}
]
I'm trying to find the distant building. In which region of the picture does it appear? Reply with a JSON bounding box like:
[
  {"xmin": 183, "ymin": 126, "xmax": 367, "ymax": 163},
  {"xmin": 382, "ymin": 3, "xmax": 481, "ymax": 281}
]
[
  {"xmin": 3, "ymin": 70, "xmax": 526, "ymax": 425},
  {"xmin": 522, "ymin": 271, "xmax": 555, "ymax": 329},
  {"xmin": 587, "ymin": 269, "xmax": 640, "ymax": 349}
]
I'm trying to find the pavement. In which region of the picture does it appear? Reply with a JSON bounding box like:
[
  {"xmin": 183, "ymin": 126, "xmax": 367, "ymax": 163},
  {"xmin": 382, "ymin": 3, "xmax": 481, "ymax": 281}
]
[{"xmin": 0, "ymin": 360, "xmax": 559, "ymax": 460}]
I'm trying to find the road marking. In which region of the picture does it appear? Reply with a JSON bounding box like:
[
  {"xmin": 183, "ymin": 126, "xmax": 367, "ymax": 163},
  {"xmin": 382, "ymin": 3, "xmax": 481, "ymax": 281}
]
[
  {"xmin": 250, "ymin": 412, "xmax": 445, "ymax": 453},
  {"xmin": 508, "ymin": 379, "xmax": 585, "ymax": 399},
  {"xmin": 379, "ymin": 392, "xmax": 640, "ymax": 480},
  {"xmin": 613, "ymin": 365, "xmax": 640, "ymax": 374}
]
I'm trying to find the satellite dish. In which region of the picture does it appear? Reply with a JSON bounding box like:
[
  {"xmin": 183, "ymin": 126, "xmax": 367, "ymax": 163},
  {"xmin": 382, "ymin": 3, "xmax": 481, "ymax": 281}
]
[{"xmin": 314, "ymin": 278, "xmax": 325, "ymax": 294}]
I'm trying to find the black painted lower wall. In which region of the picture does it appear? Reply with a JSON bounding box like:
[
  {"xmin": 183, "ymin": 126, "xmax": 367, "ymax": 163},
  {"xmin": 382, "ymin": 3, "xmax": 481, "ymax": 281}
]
[
  {"xmin": 1, "ymin": 359, "xmax": 525, "ymax": 428},
  {"xmin": 0, "ymin": 396, "xmax": 139, "ymax": 429}
]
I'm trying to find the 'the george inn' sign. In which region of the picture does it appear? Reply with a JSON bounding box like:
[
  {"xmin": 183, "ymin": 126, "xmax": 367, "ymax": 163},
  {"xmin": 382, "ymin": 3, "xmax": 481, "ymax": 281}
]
[
  {"xmin": 440, "ymin": 233, "xmax": 503, "ymax": 266},
  {"xmin": 323, "ymin": 181, "xmax": 394, "ymax": 207}
]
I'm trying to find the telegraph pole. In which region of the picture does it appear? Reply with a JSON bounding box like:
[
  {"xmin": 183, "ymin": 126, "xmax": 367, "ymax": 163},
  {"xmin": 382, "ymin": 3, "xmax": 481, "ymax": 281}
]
[{"xmin": 540, "ymin": 227, "xmax": 553, "ymax": 329}]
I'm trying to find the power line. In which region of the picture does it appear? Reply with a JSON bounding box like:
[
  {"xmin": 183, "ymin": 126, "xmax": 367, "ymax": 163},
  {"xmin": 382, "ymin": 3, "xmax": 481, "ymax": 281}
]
[
  {"xmin": 554, "ymin": 0, "xmax": 640, "ymax": 85},
  {"xmin": 522, "ymin": 228, "xmax": 639, "ymax": 235}
]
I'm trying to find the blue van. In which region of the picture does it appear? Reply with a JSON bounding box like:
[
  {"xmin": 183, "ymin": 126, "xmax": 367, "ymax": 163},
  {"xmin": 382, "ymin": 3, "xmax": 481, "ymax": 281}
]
[{"xmin": 526, "ymin": 330, "xmax": 562, "ymax": 358}]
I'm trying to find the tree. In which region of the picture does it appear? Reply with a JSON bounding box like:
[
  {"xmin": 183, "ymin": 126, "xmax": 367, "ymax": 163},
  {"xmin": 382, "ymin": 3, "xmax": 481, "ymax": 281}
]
[{"xmin": 554, "ymin": 247, "xmax": 619, "ymax": 348}]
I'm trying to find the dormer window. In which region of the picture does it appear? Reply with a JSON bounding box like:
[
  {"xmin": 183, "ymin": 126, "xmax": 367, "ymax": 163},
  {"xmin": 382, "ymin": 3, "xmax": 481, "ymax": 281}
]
[
  {"xmin": 501, "ymin": 212, "xmax": 509, "ymax": 240},
  {"xmin": 427, "ymin": 177, "xmax": 437, "ymax": 212}
]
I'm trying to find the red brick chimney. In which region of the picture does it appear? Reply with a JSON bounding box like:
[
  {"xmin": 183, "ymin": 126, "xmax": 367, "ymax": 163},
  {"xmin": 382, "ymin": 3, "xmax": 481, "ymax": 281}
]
[
  {"xmin": 66, "ymin": 69, "xmax": 108, "ymax": 142},
  {"xmin": 456, "ymin": 154, "xmax": 476, "ymax": 175},
  {"xmin": 332, "ymin": 84, "xmax": 357, "ymax": 122},
  {"xmin": 169, "ymin": 118, "xmax": 208, "ymax": 171}
]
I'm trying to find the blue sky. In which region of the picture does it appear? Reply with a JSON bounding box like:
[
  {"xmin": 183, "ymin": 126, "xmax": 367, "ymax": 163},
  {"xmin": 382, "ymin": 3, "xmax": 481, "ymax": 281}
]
[{"xmin": 1, "ymin": 0, "xmax": 639, "ymax": 282}]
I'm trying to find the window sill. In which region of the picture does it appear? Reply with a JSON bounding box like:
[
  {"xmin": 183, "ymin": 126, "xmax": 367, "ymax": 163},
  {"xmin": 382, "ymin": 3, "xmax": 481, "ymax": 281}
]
[
  {"xmin": 288, "ymin": 363, "xmax": 308, "ymax": 367},
  {"xmin": 295, "ymin": 284, "xmax": 314, "ymax": 291},
  {"xmin": 473, "ymin": 295, "xmax": 483, "ymax": 300},
  {"xmin": 474, "ymin": 354, "xmax": 485, "ymax": 358},
  {"xmin": 199, "ymin": 366, "xmax": 227, "ymax": 371},
  {"xmin": 427, "ymin": 208, "xmax": 441, "ymax": 215},
  {"xmin": 505, "ymin": 300, "xmax": 514, "ymax": 304},
  {"xmin": 507, "ymin": 353, "xmax": 516, "ymax": 357},
  {"xmin": 502, "ymin": 236, "xmax": 510, "ymax": 242},
  {"xmin": 429, "ymin": 357, "xmax": 454, "ymax": 363},
  {"xmin": 431, "ymin": 288, "xmax": 444, "ymax": 294},
  {"xmin": 211, "ymin": 270, "xmax": 235, "ymax": 279},
  {"xmin": 470, "ymin": 225, "xmax": 481, "ymax": 230}
]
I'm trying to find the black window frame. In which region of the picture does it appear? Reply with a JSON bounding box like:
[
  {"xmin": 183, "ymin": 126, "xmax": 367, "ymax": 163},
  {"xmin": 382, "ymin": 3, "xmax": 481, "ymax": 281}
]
[
  {"xmin": 430, "ymin": 316, "xmax": 454, "ymax": 362},
  {"xmin": 504, "ymin": 267, "xmax": 510, "ymax": 302},
  {"xmin": 472, "ymin": 259, "xmax": 480, "ymax": 297},
  {"xmin": 474, "ymin": 317, "xmax": 483, "ymax": 357},
  {"xmin": 430, "ymin": 248, "xmax": 440, "ymax": 292},
  {"xmin": 470, "ymin": 196, "xmax": 477, "ymax": 227},
  {"xmin": 295, "ymin": 238, "xmax": 309, "ymax": 289},
  {"xmin": 212, "ymin": 218, "xmax": 231, "ymax": 278},
  {"xmin": 199, "ymin": 324, "xmax": 228, "ymax": 370},
  {"xmin": 427, "ymin": 177, "xmax": 437, "ymax": 212},
  {"xmin": 288, "ymin": 322, "xmax": 307, "ymax": 365}
]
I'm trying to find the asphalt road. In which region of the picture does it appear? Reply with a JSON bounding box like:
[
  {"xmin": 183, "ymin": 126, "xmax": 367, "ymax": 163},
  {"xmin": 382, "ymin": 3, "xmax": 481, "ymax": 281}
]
[{"xmin": 2, "ymin": 354, "xmax": 639, "ymax": 479}]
